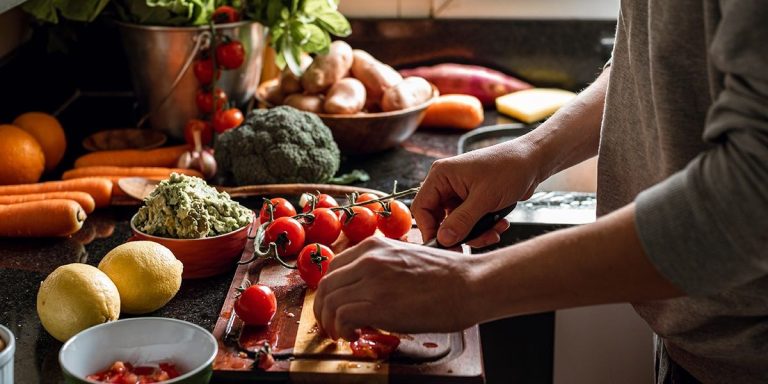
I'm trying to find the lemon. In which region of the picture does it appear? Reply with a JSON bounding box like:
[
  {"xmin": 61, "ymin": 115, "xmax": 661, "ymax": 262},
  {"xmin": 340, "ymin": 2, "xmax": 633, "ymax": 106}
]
[
  {"xmin": 98, "ymin": 241, "xmax": 183, "ymax": 314},
  {"xmin": 37, "ymin": 263, "xmax": 121, "ymax": 342}
]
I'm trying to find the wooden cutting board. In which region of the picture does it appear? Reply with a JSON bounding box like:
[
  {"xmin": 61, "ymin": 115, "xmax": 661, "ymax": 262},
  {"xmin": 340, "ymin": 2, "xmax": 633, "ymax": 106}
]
[{"xmin": 212, "ymin": 227, "xmax": 483, "ymax": 383}]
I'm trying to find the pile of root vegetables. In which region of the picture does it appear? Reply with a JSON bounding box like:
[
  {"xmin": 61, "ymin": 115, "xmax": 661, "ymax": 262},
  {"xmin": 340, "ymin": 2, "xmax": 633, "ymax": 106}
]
[{"xmin": 262, "ymin": 41, "xmax": 434, "ymax": 115}]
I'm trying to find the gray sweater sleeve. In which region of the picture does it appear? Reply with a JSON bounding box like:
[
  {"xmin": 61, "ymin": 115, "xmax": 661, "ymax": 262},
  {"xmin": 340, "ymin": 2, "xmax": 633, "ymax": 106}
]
[{"xmin": 634, "ymin": 0, "xmax": 768, "ymax": 296}]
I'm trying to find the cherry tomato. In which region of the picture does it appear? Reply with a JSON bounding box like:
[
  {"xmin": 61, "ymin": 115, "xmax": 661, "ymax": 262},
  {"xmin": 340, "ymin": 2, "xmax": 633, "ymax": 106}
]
[
  {"xmin": 350, "ymin": 327, "xmax": 401, "ymax": 359},
  {"xmin": 263, "ymin": 217, "xmax": 305, "ymax": 257},
  {"xmin": 212, "ymin": 5, "xmax": 240, "ymax": 23},
  {"xmin": 234, "ymin": 284, "xmax": 277, "ymax": 326},
  {"xmin": 259, "ymin": 197, "xmax": 297, "ymax": 223},
  {"xmin": 300, "ymin": 193, "xmax": 339, "ymax": 213},
  {"xmin": 376, "ymin": 200, "xmax": 412, "ymax": 240},
  {"xmin": 195, "ymin": 87, "xmax": 227, "ymax": 114},
  {"xmin": 213, "ymin": 108, "xmax": 244, "ymax": 133},
  {"xmin": 297, "ymin": 243, "xmax": 334, "ymax": 289},
  {"xmin": 340, "ymin": 206, "xmax": 377, "ymax": 244},
  {"xmin": 216, "ymin": 40, "xmax": 246, "ymax": 70},
  {"xmin": 355, "ymin": 193, "xmax": 384, "ymax": 213},
  {"xmin": 193, "ymin": 58, "xmax": 219, "ymax": 85},
  {"xmin": 183, "ymin": 118, "xmax": 213, "ymax": 146},
  {"xmin": 302, "ymin": 208, "xmax": 341, "ymax": 246}
]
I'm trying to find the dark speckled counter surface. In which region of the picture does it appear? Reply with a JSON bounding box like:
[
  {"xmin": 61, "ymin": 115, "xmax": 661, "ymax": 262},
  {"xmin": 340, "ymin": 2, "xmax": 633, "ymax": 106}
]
[{"xmin": 0, "ymin": 115, "xmax": 470, "ymax": 384}]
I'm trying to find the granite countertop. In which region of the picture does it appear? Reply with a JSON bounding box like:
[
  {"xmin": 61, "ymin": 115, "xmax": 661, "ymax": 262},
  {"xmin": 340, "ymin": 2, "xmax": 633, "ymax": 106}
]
[{"xmin": 0, "ymin": 111, "xmax": 473, "ymax": 383}]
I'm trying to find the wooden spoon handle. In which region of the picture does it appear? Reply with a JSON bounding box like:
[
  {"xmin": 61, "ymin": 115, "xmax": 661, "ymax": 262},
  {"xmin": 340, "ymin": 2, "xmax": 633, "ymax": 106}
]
[{"xmin": 220, "ymin": 184, "xmax": 386, "ymax": 197}]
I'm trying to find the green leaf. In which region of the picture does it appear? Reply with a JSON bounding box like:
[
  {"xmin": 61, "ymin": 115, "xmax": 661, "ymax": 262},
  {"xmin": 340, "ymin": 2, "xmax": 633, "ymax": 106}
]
[
  {"xmin": 22, "ymin": 0, "xmax": 59, "ymax": 23},
  {"xmin": 53, "ymin": 0, "xmax": 109, "ymax": 22},
  {"xmin": 302, "ymin": 0, "xmax": 332, "ymax": 15},
  {"xmin": 299, "ymin": 24, "xmax": 330, "ymax": 53},
  {"xmin": 315, "ymin": 10, "xmax": 351, "ymax": 37},
  {"xmin": 329, "ymin": 170, "xmax": 371, "ymax": 185}
]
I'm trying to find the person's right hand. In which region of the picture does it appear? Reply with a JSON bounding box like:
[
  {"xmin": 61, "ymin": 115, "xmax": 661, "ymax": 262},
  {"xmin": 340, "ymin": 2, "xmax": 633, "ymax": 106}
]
[{"xmin": 412, "ymin": 140, "xmax": 542, "ymax": 247}]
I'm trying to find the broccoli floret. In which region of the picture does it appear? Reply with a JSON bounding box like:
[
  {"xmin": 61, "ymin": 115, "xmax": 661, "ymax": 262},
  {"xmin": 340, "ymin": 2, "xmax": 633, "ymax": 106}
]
[{"xmin": 214, "ymin": 106, "xmax": 341, "ymax": 185}]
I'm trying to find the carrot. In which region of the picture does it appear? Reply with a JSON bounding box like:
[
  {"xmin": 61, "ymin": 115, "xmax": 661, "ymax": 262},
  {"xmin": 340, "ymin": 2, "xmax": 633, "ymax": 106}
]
[
  {"xmin": 0, "ymin": 178, "xmax": 112, "ymax": 208},
  {"xmin": 0, "ymin": 191, "xmax": 95, "ymax": 214},
  {"xmin": 62, "ymin": 166, "xmax": 204, "ymax": 180},
  {"xmin": 419, "ymin": 94, "xmax": 485, "ymax": 130},
  {"xmin": 0, "ymin": 199, "xmax": 86, "ymax": 237},
  {"xmin": 74, "ymin": 145, "xmax": 190, "ymax": 168},
  {"xmin": 62, "ymin": 167, "xmax": 203, "ymax": 197}
]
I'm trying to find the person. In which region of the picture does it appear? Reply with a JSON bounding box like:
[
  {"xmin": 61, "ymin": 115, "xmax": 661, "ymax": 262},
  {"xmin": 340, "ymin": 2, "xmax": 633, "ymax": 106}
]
[{"xmin": 314, "ymin": 1, "xmax": 768, "ymax": 382}]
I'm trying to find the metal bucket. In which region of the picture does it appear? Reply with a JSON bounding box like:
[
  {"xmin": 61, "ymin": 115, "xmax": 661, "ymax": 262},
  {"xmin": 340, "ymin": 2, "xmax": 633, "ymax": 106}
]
[{"xmin": 116, "ymin": 21, "xmax": 267, "ymax": 139}]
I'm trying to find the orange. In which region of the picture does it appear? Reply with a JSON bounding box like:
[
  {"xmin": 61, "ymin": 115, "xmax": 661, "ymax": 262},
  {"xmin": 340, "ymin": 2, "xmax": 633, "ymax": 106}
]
[
  {"xmin": 0, "ymin": 124, "xmax": 45, "ymax": 185},
  {"xmin": 13, "ymin": 112, "xmax": 67, "ymax": 171}
]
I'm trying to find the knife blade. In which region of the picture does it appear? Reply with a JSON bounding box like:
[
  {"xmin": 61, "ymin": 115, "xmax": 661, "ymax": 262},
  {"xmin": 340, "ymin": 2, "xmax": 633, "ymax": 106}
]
[{"xmin": 423, "ymin": 203, "xmax": 517, "ymax": 248}]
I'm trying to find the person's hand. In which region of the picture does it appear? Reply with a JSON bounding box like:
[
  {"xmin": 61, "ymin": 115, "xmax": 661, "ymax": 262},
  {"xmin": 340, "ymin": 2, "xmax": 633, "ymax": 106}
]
[
  {"xmin": 413, "ymin": 141, "xmax": 542, "ymax": 247},
  {"xmin": 313, "ymin": 236, "xmax": 480, "ymax": 341}
]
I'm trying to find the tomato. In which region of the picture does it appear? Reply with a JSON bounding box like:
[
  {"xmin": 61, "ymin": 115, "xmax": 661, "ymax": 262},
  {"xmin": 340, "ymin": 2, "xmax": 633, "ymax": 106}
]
[
  {"xmin": 212, "ymin": 5, "xmax": 240, "ymax": 23},
  {"xmin": 183, "ymin": 118, "xmax": 213, "ymax": 146},
  {"xmin": 216, "ymin": 40, "xmax": 246, "ymax": 70},
  {"xmin": 87, "ymin": 360, "xmax": 181, "ymax": 382},
  {"xmin": 263, "ymin": 217, "xmax": 305, "ymax": 257},
  {"xmin": 213, "ymin": 108, "xmax": 244, "ymax": 133},
  {"xmin": 300, "ymin": 193, "xmax": 339, "ymax": 213},
  {"xmin": 355, "ymin": 193, "xmax": 384, "ymax": 213},
  {"xmin": 234, "ymin": 284, "xmax": 277, "ymax": 326},
  {"xmin": 302, "ymin": 208, "xmax": 341, "ymax": 246},
  {"xmin": 195, "ymin": 87, "xmax": 227, "ymax": 114},
  {"xmin": 297, "ymin": 243, "xmax": 334, "ymax": 289},
  {"xmin": 376, "ymin": 200, "xmax": 412, "ymax": 239},
  {"xmin": 340, "ymin": 206, "xmax": 377, "ymax": 244},
  {"xmin": 259, "ymin": 197, "xmax": 297, "ymax": 223},
  {"xmin": 350, "ymin": 328, "xmax": 401, "ymax": 359},
  {"xmin": 193, "ymin": 58, "xmax": 219, "ymax": 85}
]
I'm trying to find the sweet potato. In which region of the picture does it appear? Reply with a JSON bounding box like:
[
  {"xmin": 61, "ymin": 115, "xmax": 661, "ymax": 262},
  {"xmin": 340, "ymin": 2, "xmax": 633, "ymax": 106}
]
[
  {"xmin": 284, "ymin": 94, "xmax": 325, "ymax": 114},
  {"xmin": 420, "ymin": 94, "xmax": 484, "ymax": 130},
  {"xmin": 351, "ymin": 49, "xmax": 403, "ymax": 101},
  {"xmin": 399, "ymin": 63, "xmax": 533, "ymax": 106},
  {"xmin": 301, "ymin": 40, "xmax": 354, "ymax": 94},
  {"xmin": 0, "ymin": 199, "xmax": 86, "ymax": 237},
  {"xmin": 381, "ymin": 77, "xmax": 434, "ymax": 112},
  {"xmin": 324, "ymin": 78, "xmax": 367, "ymax": 115}
]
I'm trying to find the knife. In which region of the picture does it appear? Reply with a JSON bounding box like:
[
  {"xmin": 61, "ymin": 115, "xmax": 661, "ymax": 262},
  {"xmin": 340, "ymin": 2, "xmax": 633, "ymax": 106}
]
[{"xmin": 423, "ymin": 203, "xmax": 517, "ymax": 248}]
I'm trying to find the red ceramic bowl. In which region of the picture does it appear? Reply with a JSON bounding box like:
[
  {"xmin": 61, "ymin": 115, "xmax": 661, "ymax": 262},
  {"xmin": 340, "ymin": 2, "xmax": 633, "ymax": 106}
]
[{"xmin": 129, "ymin": 214, "xmax": 253, "ymax": 279}]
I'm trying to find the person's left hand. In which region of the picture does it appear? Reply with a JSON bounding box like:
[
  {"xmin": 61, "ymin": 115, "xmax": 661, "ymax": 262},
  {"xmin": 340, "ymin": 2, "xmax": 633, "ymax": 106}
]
[{"xmin": 313, "ymin": 236, "xmax": 482, "ymax": 341}]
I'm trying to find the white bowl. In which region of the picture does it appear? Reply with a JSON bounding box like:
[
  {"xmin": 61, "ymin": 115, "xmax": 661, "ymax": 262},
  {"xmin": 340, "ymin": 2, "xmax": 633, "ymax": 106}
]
[
  {"xmin": 59, "ymin": 317, "xmax": 217, "ymax": 384},
  {"xmin": 0, "ymin": 324, "xmax": 14, "ymax": 384}
]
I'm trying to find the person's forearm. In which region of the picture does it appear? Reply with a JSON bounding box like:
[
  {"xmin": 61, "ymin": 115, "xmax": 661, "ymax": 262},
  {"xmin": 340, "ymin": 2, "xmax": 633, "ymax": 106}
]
[
  {"xmin": 468, "ymin": 202, "xmax": 683, "ymax": 322},
  {"xmin": 517, "ymin": 67, "xmax": 610, "ymax": 183}
]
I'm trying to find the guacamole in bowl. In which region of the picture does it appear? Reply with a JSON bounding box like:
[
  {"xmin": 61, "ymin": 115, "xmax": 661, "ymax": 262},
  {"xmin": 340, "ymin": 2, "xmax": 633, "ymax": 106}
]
[{"xmin": 133, "ymin": 173, "xmax": 252, "ymax": 239}]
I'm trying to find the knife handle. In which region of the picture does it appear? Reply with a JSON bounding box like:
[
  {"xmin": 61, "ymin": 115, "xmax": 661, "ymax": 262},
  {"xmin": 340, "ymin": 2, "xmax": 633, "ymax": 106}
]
[{"xmin": 425, "ymin": 203, "xmax": 517, "ymax": 248}]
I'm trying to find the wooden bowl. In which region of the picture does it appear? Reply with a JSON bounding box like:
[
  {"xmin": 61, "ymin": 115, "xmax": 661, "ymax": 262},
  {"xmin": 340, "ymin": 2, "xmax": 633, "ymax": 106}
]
[
  {"xmin": 129, "ymin": 214, "xmax": 253, "ymax": 279},
  {"xmin": 256, "ymin": 82, "xmax": 438, "ymax": 155},
  {"xmin": 83, "ymin": 129, "xmax": 167, "ymax": 152},
  {"xmin": 317, "ymin": 89, "xmax": 438, "ymax": 155}
]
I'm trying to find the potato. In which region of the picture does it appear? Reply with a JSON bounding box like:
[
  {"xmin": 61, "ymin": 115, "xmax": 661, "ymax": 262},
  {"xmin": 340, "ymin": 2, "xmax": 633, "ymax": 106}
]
[
  {"xmin": 284, "ymin": 94, "xmax": 325, "ymax": 114},
  {"xmin": 351, "ymin": 49, "xmax": 403, "ymax": 101},
  {"xmin": 324, "ymin": 78, "xmax": 367, "ymax": 115},
  {"xmin": 301, "ymin": 41, "xmax": 354, "ymax": 94},
  {"xmin": 261, "ymin": 78, "xmax": 285, "ymax": 106},
  {"xmin": 381, "ymin": 76, "xmax": 434, "ymax": 112},
  {"xmin": 279, "ymin": 55, "xmax": 313, "ymax": 95}
]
